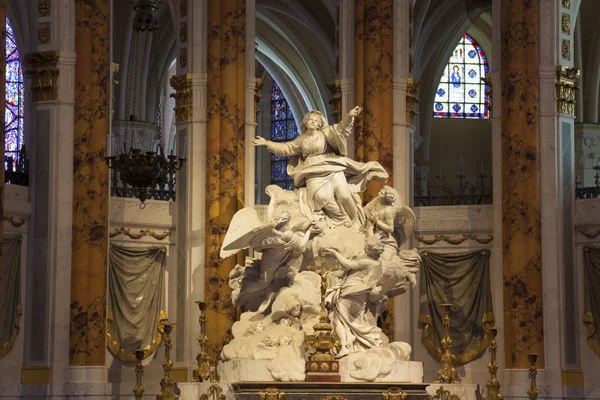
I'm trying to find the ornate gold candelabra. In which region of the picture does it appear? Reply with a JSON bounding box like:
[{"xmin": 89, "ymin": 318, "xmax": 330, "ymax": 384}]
[
  {"xmin": 305, "ymin": 256, "xmax": 341, "ymax": 382},
  {"xmin": 435, "ymin": 303, "xmax": 459, "ymax": 383},
  {"xmin": 527, "ymin": 354, "xmax": 538, "ymax": 400},
  {"xmin": 193, "ymin": 301, "xmax": 212, "ymax": 382},
  {"xmin": 157, "ymin": 323, "xmax": 178, "ymax": 400},
  {"xmin": 133, "ymin": 350, "xmax": 145, "ymax": 400},
  {"xmin": 485, "ymin": 327, "xmax": 502, "ymax": 400}
]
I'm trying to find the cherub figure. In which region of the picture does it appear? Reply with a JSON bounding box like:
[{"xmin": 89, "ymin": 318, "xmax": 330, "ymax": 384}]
[{"xmin": 324, "ymin": 237, "xmax": 386, "ymax": 358}]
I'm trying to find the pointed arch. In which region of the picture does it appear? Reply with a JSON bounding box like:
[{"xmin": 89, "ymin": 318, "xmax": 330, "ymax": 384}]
[{"xmin": 5, "ymin": 16, "xmax": 25, "ymax": 169}]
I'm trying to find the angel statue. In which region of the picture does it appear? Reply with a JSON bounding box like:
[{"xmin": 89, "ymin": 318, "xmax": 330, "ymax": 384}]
[
  {"xmin": 324, "ymin": 237, "xmax": 385, "ymax": 358},
  {"xmin": 364, "ymin": 186, "xmax": 415, "ymax": 257},
  {"xmin": 253, "ymin": 106, "xmax": 388, "ymax": 229}
]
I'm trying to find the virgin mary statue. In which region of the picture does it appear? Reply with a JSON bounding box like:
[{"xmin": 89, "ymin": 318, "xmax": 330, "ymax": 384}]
[{"xmin": 253, "ymin": 106, "xmax": 388, "ymax": 228}]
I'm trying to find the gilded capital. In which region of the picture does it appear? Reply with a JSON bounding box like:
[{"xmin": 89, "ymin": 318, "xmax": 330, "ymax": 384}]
[
  {"xmin": 556, "ymin": 66, "xmax": 580, "ymax": 116},
  {"xmin": 24, "ymin": 51, "xmax": 60, "ymax": 102},
  {"xmin": 406, "ymin": 78, "xmax": 421, "ymax": 126},
  {"xmin": 170, "ymin": 74, "xmax": 193, "ymax": 123}
]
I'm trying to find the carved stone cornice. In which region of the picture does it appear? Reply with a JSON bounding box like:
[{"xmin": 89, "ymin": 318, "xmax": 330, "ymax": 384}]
[
  {"xmin": 406, "ymin": 78, "xmax": 421, "ymax": 126},
  {"xmin": 169, "ymin": 74, "xmax": 193, "ymax": 123},
  {"xmin": 24, "ymin": 51, "xmax": 60, "ymax": 102},
  {"xmin": 556, "ymin": 66, "xmax": 580, "ymax": 116}
]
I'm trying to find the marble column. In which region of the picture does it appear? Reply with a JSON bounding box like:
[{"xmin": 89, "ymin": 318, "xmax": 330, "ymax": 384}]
[
  {"xmin": 245, "ymin": 0, "xmax": 257, "ymax": 208},
  {"xmin": 339, "ymin": 0, "xmax": 355, "ymax": 155},
  {"xmin": 68, "ymin": 0, "xmax": 110, "ymax": 380},
  {"xmin": 22, "ymin": 0, "xmax": 77, "ymax": 386},
  {"xmin": 171, "ymin": 0, "xmax": 209, "ymax": 378},
  {"xmin": 499, "ymin": 0, "xmax": 544, "ymax": 370},
  {"xmin": 354, "ymin": 0, "xmax": 394, "ymax": 339},
  {"xmin": 392, "ymin": 0, "xmax": 416, "ymax": 344},
  {"xmin": 205, "ymin": 0, "xmax": 246, "ymax": 357}
]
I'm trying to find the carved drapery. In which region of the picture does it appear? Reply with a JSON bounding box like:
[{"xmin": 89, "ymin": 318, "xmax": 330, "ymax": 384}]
[
  {"xmin": 206, "ymin": 0, "xmax": 246, "ymax": 357},
  {"xmin": 69, "ymin": 0, "xmax": 110, "ymax": 366},
  {"xmin": 24, "ymin": 51, "xmax": 59, "ymax": 102},
  {"xmin": 556, "ymin": 66, "xmax": 580, "ymax": 117},
  {"xmin": 500, "ymin": 0, "xmax": 544, "ymax": 368},
  {"xmin": 170, "ymin": 74, "xmax": 193, "ymax": 123}
]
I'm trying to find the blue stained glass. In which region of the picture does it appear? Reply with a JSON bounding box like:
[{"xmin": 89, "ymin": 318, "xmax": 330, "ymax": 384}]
[
  {"xmin": 270, "ymin": 81, "xmax": 297, "ymax": 188},
  {"xmin": 433, "ymin": 33, "xmax": 489, "ymax": 120},
  {"xmin": 5, "ymin": 18, "xmax": 24, "ymax": 170}
]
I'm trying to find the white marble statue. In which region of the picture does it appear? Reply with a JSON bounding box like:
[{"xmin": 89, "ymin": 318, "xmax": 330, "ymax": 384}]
[{"xmin": 219, "ymin": 107, "xmax": 421, "ymax": 382}]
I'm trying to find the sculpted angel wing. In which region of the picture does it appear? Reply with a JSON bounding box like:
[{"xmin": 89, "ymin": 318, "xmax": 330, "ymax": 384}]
[
  {"xmin": 393, "ymin": 206, "xmax": 416, "ymax": 246},
  {"xmin": 220, "ymin": 207, "xmax": 275, "ymax": 259}
]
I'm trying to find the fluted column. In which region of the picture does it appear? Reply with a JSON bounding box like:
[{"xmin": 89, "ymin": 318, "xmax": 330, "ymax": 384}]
[
  {"xmin": 354, "ymin": 0, "xmax": 394, "ymax": 338},
  {"xmin": 500, "ymin": 0, "xmax": 544, "ymax": 370},
  {"xmin": 68, "ymin": 0, "xmax": 110, "ymax": 381},
  {"xmin": 205, "ymin": 0, "xmax": 246, "ymax": 357}
]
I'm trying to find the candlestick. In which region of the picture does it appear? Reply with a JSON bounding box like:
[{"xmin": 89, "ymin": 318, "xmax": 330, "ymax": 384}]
[
  {"xmin": 435, "ymin": 303, "xmax": 459, "ymax": 383},
  {"xmin": 527, "ymin": 353, "xmax": 538, "ymax": 400}
]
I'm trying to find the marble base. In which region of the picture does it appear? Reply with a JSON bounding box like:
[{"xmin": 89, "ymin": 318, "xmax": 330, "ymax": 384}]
[
  {"xmin": 426, "ymin": 383, "xmax": 480, "ymax": 400},
  {"xmin": 218, "ymin": 359, "xmax": 423, "ymax": 383}
]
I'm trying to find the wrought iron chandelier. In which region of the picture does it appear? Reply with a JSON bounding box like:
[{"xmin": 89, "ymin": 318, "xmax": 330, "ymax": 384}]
[{"xmin": 105, "ymin": 0, "xmax": 185, "ymax": 207}]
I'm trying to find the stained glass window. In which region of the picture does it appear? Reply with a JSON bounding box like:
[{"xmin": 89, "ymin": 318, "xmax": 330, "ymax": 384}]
[
  {"xmin": 5, "ymin": 18, "xmax": 24, "ymax": 168},
  {"xmin": 433, "ymin": 34, "xmax": 489, "ymax": 119},
  {"xmin": 270, "ymin": 81, "xmax": 299, "ymax": 190}
]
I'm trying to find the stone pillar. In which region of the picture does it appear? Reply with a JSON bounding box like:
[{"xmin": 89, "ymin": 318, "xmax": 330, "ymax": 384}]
[
  {"xmin": 68, "ymin": 0, "xmax": 110, "ymax": 382},
  {"xmin": 171, "ymin": 0, "xmax": 208, "ymax": 377},
  {"xmin": 339, "ymin": 0, "xmax": 354, "ymax": 157},
  {"xmin": 245, "ymin": 0, "xmax": 257, "ymax": 208},
  {"xmin": 22, "ymin": 0, "xmax": 76, "ymax": 386},
  {"xmin": 205, "ymin": 0, "xmax": 246, "ymax": 357},
  {"xmin": 354, "ymin": 0, "xmax": 394, "ymax": 339},
  {"xmin": 499, "ymin": 0, "xmax": 544, "ymax": 371}
]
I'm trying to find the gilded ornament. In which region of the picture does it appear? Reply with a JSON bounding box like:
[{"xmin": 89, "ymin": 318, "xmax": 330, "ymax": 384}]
[
  {"xmin": 180, "ymin": 0, "xmax": 188, "ymax": 17},
  {"xmin": 485, "ymin": 327, "xmax": 502, "ymax": 400},
  {"xmin": 429, "ymin": 386, "xmax": 460, "ymax": 400},
  {"xmin": 38, "ymin": 0, "xmax": 50, "ymax": 16},
  {"xmin": 193, "ymin": 301, "xmax": 213, "ymax": 382},
  {"xmin": 562, "ymin": 14, "xmax": 570, "ymax": 34},
  {"xmin": 170, "ymin": 74, "xmax": 193, "ymax": 123},
  {"xmin": 309, "ymin": 362, "xmax": 318, "ymax": 371},
  {"xmin": 24, "ymin": 51, "xmax": 60, "ymax": 102},
  {"xmin": 320, "ymin": 396, "xmax": 348, "ymax": 400},
  {"xmin": 107, "ymin": 310, "xmax": 167, "ymax": 362},
  {"xmin": 556, "ymin": 66, "xmax": 580, "ymax": 116},
  {"xmin": 38, "ymin": 23, "xmax": 51, "ymax": 43},
  {"xmin": 527, "ymin": 354, "xmax": 538, "ymax": 400},
  {"xmin": 562, "ymin": 0, "xmax": 570, "ymax": 8},
  {"xmin": 109, "ymin": 227, "xmax": 172, "ymax": 240},
  {"xmin": 259, "ymin": 387, "xmax": 285, "ymax": 400},
  {"xmin": 562, "ymin": 39, "xmax": 571, "ymax": 60},
  {"xmin": 157, "ymin": 323, "xmax": 178, "ymax": 400},
  {"xmin": 435, "ymin": 304, "xmax": 459, "ymax": 383},
  {"xmin": 180, "ymin": 22, "xmax": 188, "ymax": 43},
  {"xmin": 320, "ymin": 362, "xmax": 330, "ymax": 371},
  {"xmin": 383, "ymin": 387, "xmax": 408, "ymax": 400},
  {"xmin": 4, "ymin": 215, "xmax": 27, "ymax": 228},
  {"xmin": 331, "ymin": 362, "xmax": 338, "ymax": 371},
  {"xmin": 254, "ymin": 78, "xmax": 265, "ymax": 119},
  {"xmin": 406, "ymin": 78, "xmax": 421, "ymax": 126},
  {"xmin": 200, "ymin": 384, "xmax": 225, "ymax": 400},
  {"xmin": 179, "ymin": 48, "xmax": 188, "ymax": 68}
]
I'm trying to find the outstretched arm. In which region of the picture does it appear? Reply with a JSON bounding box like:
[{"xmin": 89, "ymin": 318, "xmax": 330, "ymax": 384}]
[
  {"xmin": 327, "ymin": 249, "xmax": 364, "ymax": 270},
  {"xmin": 336, "ymin": 106, "xmax": 363, "ymax": 137},
  {"xmin": 252, "ymin": 136, "xmax": 302, "ymax": 156}
]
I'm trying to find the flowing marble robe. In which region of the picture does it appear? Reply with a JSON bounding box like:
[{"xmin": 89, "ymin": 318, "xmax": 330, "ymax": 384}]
[{"xmin": 263, "ymin": 116, "xmax": 388, "ymax": 226}]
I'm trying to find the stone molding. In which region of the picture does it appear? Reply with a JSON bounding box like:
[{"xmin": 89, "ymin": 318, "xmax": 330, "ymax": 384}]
[{"xmin": 24, "ymin": 51, "xmax": 60, "ymax": 102}]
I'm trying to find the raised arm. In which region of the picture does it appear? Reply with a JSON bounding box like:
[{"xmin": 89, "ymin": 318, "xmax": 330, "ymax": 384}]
[
  {"xmin": 336, "ymin": 106, "xmax": 363, "ymax": 137},
  {"xmin": 252, "ymin": 136, "xmax": 302, "ymax": 156}
]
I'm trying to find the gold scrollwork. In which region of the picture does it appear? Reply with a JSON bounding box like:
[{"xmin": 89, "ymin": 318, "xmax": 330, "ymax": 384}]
[
  {"xmin": 180, "ymin": 22, "xmax": 188, "ymax": 43},
  {"xmin": 24, "ymin": 51, "xmax": 60, "ymax": 102},
  {"xmin": 320, "ymin": 396, "xmax": 348, "ymax": 400},
  {"xmin": 562, "ymin": 14, "xmax": 570, "ymax": 33},
  {"xmin": 180, "ymin": 0, "xmax": 188, "ymax": 17},
  {"xmin": 427, "ymin": 386, "xmax": 460, "ymax": 400},
  {"xmin": 106, "ymin": 309, "xmax": 167, "ymax": 362},
  {"xmin": 580, "ymin": 229, "xmax": 600, "ymax": 239},
  {"xmin": 200, "ymin": 383, "xmax": 226, "ymax": 400},
  {"xmin": 406, "ymin": 78, "xmax": 421, "ymax": 126},
  {"xmin": 38, "ymin": 23, "xmax": 50, "ymax": 43},
  {"xmin": 4, "ymin": 215, "xmax": 27, "ymax": 228},
  {"xmin": 109, "ymin": 227, "xmax": 172, "ymax": 240},
  {"xmin": 556, "ymin": 66, "xmax": 580, "ymax": 116},
  {"xmin": 0, "ymin": 305, "xmax": 23, "ymax": 360},
  {"xmin": 259, "ymin": 387, "xmax": 285, "ymax": 400},
  {"xmin": 415, "ymin": 234, "xmax": 493, "ymax": 245},
  {"xmin": 562, "ymin": 0, "xmax": 570, "ymax": 8},
  {"xmin": 38, "ymin": 0, "xmax": 50, "ymax": 16},
  {"xmin": 562, "ymin": 39, "xmax": 571, "ymax": 60},
  {"xmin": 179, "ymin": 47, "xmax": 188, "ymax": 68},
  {"xmin": 170, "ymin": 73, "xmax": 193, "ymax": 123},
  {"xmin": 383, "ymin": 387, "xmax": 408, "ymax": 400}
]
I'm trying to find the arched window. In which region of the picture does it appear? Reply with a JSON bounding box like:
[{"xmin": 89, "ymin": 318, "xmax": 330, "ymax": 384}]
[
  {"xmin": 5, "ymin": 17, "xmax": 24, "ymax": 168},
  {"xmin": 433, "ymin": 34, "xmax": 489, "ymax": 119},
  {"xmin": 270, "ymin": 81, "xmax": 299, "ymax": 190}
]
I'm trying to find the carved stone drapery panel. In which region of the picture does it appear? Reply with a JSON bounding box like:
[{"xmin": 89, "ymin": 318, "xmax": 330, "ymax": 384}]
[
  {"xmin": 24, "ymin": 51, "xmax": 59, "ymax": 102},
  {"xmin": 169, "ymin": 74, "xmax": 193, "ymax": 123},
  {"xmin": 556, "ymin": 66, "xmax": 580, "ymax": 116}
]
